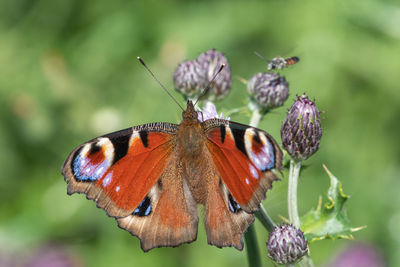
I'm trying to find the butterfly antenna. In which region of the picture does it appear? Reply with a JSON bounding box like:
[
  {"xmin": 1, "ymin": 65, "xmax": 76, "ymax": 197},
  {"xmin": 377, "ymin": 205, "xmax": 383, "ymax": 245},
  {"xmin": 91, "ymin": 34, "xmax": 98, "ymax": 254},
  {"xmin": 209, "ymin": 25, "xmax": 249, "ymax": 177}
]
[
  {"xmin": 254, "ymin": 51, "xmax": 269, "ymax": 63},
  {"xmin": 137, "ymin": 57, "xmax": 184, "ymax": 111},
  {"xmin": 193, "ymin": 64, "xmax": 225, "ymax": 106}
]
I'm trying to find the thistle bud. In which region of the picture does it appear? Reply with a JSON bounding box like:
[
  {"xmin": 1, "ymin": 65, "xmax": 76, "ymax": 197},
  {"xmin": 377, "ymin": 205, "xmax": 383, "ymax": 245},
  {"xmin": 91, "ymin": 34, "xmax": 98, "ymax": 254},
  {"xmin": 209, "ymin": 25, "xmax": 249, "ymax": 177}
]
[
  {"xmin": 267, "ymin": 224, "xmax": 308, "ymax": 265},
  {"xmin": 173, "ymin": 60, "xmax": 206, "ymax": 99},
  {"xmin": 197, "ymin": 49, "xmax": 232, "ymax": 100},
  {"xmin": 281, "ymin": 94, "xmax": 322, "ymax": 161},
  {"xmin": 247, "ymin": 72, "xmax": 289, "ymax": 109}
]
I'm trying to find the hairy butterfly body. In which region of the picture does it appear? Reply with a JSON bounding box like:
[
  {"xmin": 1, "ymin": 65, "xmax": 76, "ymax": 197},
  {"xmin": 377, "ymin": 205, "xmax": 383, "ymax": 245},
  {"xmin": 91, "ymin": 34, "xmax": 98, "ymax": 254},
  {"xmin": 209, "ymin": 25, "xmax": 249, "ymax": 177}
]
[{"xmin": 62, "ymin": 100, "xmax": 282, "ymax": 251}]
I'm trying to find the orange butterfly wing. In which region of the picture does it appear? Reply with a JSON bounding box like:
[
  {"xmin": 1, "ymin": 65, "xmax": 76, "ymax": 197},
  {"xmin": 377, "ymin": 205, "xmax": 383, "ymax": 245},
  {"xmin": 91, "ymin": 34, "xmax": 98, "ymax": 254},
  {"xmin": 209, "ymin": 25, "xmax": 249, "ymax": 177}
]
[
  {"xmin": 205, "ymin": 120, "xmax": 283, "ymax": 212},
  {"xmin": 62, "ymin": 124, "xmax": 176, "ymax": 217},
  {"xmin": 62, "ymin": 123, "xmax": 199, "ymax": 251}
]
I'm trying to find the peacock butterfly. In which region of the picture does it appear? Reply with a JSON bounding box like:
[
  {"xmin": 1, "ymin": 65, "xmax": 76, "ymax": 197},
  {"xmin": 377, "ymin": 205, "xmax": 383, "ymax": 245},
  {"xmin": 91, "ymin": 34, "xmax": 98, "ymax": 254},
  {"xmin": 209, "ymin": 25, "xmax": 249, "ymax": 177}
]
[{"xmin": 61, "ymin": 84, "xmax": 282, "ymax": 253}]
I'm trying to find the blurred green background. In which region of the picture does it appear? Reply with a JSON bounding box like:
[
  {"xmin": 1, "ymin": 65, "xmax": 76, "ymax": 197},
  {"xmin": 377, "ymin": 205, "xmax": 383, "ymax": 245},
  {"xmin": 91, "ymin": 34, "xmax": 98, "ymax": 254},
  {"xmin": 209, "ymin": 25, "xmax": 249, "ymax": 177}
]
[{"xmin": 0, "ymin": 0, "xmax": 399, "ymax": 266}]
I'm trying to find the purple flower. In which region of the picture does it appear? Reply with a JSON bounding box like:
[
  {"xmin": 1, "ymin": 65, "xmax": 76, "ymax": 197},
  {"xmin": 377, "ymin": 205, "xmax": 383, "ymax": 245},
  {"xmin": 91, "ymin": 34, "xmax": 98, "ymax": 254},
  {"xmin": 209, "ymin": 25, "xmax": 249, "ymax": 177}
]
[
  {"xmin": 197, "ymin": 102, "xmax": 229, "ymax": 122},
  {"xmin": 24, "ymin": 244, "xmax": 81, "ymax": 267},
  {"xmin": 329, "ymin": 243, "xmax": 386, "ymax": 267}
]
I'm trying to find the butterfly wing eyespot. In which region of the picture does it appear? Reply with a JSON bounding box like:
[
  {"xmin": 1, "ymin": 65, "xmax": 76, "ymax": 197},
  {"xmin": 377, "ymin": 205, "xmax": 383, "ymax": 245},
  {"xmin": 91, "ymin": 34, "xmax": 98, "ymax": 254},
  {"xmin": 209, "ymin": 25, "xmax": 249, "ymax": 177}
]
[
  {"xmin": 69, "ymin": 138, "xmax": 115, "ymax": 183},
  {"xmin": 243, "ymin": 127, "xmax": 276, "ymax": 171},
  {"xmin": 205, "ymin": 120, "xmax": 283, "ymax": 213},
  {"xmin": 227, "ymin": 193, "xmax": 241, "ymax": 213}
]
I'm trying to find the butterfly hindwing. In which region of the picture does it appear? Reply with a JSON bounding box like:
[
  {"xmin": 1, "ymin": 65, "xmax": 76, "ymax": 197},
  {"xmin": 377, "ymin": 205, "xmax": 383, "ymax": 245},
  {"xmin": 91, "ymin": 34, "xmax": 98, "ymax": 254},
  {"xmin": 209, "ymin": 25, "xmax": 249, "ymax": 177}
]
[
  {"xmin": 204, "ymin": 119, "xmax": 283, "ymax": 213},
  {"xmin": 117, "ymin": 151, "xmax": 199, "ymax": 251},
  {"xmin": 202, "ymin": 167, "xmax": 254, "ymax": 250}
]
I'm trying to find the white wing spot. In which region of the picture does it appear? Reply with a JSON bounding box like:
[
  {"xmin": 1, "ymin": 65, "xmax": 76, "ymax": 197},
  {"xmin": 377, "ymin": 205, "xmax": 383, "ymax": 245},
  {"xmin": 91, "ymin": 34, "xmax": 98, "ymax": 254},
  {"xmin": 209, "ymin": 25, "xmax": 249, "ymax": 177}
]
[
  {"xmin": 79, "ymin": 157, "xmax": 88, "ymax": 167},
  {"xmin": 95, "ymin": 166, "xmax": 104, "ymax": 177},
  {"xmin": 115, "ymin": 186, "xmax": 120, "ymax": 192},
  {"xmin": 245, "ymin": 178, "xmax": 250, "ymax": 185},
  {"xmin": 102, "ymin": 172, "xmax": 112, "ymax": 187},
  {"xmin": 249, "ymin": 164, "xmax": 259, "ymax": 179}
]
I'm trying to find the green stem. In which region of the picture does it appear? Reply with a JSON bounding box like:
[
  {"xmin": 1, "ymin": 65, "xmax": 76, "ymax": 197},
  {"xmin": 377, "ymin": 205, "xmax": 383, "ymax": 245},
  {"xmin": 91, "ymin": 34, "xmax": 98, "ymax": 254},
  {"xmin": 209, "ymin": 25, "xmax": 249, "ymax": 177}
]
[
  {"xmin": 249, "ymin": 108, "xmax": 262, "ymax": 127},
  {"xmin": 245, "ymin": 225, "xmax": 262, "ymax": 267},
  {"xmin": 255, "ymin": 205, "xmax": 276, "ymax": 232},
  {"xmin": 299, "ymin": 256, "xmax": 315, "ymax": 267},
  {"xmin": 288, "ymin": 159, "xmax": 302, "ymax": 228},
  {"xmin": 288, "ymin": 159, "xmax": 315, "ymax": 267}
]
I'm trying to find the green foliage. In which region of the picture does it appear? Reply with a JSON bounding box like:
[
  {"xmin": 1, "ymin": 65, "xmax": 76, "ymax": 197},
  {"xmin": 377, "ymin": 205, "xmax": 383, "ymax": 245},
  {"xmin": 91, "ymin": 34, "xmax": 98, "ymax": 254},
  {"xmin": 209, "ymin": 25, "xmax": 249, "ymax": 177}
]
[{"xmin": 301, "ymin": 165, "xmax": 365, "ymax": 242}]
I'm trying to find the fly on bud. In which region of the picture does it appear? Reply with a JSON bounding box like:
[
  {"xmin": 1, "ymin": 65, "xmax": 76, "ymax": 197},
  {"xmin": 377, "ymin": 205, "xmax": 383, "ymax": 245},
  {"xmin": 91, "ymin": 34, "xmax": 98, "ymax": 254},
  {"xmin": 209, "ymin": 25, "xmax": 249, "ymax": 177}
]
[
  {"xmin": 267, "ymin": 224, "xmax": 309, "ymax": 265},
  {"xmin": 281, "ymin": 94, "xmax": 322, "ymax": 161},
  {"xmin": 247, "ymin": 72, "xmax": 289, "ymax": 109}
]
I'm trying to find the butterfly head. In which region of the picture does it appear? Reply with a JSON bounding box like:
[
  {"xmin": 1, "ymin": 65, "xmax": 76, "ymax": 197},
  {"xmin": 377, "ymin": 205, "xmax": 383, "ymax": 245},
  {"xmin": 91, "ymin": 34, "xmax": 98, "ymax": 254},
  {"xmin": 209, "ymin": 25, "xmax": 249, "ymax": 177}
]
[{"xmin": 182, "ymin": 100, "xmax": 199, "ymax": 122}]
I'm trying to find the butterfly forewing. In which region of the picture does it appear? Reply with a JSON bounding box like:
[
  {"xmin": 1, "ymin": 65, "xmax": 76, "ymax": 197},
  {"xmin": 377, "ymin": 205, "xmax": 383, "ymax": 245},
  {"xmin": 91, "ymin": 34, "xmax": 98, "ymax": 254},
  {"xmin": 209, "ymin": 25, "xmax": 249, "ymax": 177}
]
[{"xmin": 62, "ymin": 123, "xmax": 178, "ymax": 217}]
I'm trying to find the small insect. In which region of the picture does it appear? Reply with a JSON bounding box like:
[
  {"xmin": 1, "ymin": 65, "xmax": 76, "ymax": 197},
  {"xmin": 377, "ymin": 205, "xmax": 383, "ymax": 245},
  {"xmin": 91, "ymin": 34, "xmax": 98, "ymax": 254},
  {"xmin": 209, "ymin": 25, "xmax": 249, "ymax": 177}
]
[
  {"xmin": 267, "ymin": 56, "xmax": 299, "ymax": 70},
  {"xmin": 254, "ymin": 52, "xmax": 300, "ymax": 71}
]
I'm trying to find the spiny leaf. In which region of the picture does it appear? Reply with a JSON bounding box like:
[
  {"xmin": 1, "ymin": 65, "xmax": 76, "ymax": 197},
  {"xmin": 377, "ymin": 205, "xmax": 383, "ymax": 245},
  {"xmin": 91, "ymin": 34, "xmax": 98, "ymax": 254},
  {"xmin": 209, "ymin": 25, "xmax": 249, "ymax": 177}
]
[{"xmin": 300, "ymin": 165, "xmax": 365, "ymax": 243}]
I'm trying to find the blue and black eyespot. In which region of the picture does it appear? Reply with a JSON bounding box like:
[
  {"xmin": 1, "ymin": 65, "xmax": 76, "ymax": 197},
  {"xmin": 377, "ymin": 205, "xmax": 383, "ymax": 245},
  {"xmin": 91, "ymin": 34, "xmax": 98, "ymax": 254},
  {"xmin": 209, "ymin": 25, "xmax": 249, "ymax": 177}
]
[
  {"xmin": 72, "ymin": 150, "xmax": 97, "ymax": 182},
  {"xmin": 133, "ymin": 196, "xmax": 152, "ymax": 217},
  {"xmin": 263, "ymin": 136, "xmax": 276, "ymax": 171},
  {"xmin": 72, "ymin": 145, "xmax": 110, "ymax": 182},
  {"xmin": 228, "ymin": 194, "xmax": 241, "ymax": 213}
]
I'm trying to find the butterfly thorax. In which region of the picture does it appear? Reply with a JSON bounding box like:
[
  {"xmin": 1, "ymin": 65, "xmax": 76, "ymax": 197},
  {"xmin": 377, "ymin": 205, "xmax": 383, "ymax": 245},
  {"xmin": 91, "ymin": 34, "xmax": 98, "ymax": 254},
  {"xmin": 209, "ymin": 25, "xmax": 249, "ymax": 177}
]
[{"xmin": 177, "ymin": 101, "xmax": 205, "ymax": 159}]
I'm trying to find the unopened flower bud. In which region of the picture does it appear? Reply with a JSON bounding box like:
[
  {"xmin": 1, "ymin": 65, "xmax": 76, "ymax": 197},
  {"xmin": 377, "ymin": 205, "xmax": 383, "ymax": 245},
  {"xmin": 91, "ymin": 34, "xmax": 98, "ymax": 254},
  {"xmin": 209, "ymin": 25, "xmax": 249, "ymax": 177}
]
[
  {"xmin": 267, "ymin": 224, "xmax": 308, "ymax": 265},
  {"xmin": 173, "ymin": 60, "xmax": 206, "ymax": 99},
  {"xmin": 281, "ymin": 94, "xmax": 322, "ymax": 161},
  {"xmin": 247, "ymin": 72, "xmax": 289, "ymax": 109},
  {"xmin": 197, "ymin": 49, "xmax": 232, "ymax": 100}
]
